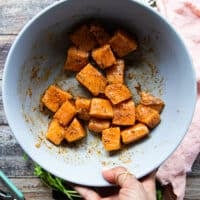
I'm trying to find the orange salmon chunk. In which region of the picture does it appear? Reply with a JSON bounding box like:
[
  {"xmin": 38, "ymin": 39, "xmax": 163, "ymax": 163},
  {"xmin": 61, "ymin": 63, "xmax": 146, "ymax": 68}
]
[
  {"xmin": 76, "ymin": 63, "xmax": 107, "ymax": 96},
  {"xmin": 69, "ymin": 25, "xmax": 97, "ymax": 51},
  {"xmin": 121, "ymin": 123, "xmax": 149, "ymax": 144},
  {"xmin": 102, "ymin": 127, "xmax": 121, "ymax": 151},
  {"xmin": 109, "ymin": 30, "xmax": 137, "ymax": 57},
  {"xmin": 64, "ymin": 46, "xmax": 89, "ymax": 72},
  {"xmin": 46, "ymin": 119, "xmax": 65, "ymax": 145},
  {"xmin": 92, "ymin": 44, "xmax": 116, "ymax": 69},
  {"xmin": 42, "ymin": 85, "xmax": 72, "ymax": 112},
  {"xmin": 89, "ymin": 98, "xmax": 113, "ymax": 119},
  {"xmin": 136, "ymin": 104, "xmax": 160, "ymax": 128},
  {"xmin": 54, "ymin": 100, "xmax": 76, "ymax": 126},
  {"xmin": 140, "ymin": 91, "xmax": 165, "ymax": 113},
  {"xmin": 105, "ymin": 84, "xmax": 132, "ymax": 104},
  {"xmin": 112, "ymin": 100, "xmax": 135, "ymax": 126},
  {"xmin": 106, "ymin": 59, "xmax": 125, "ymax": 84},
  {"xmin": 88, "ymin": 118, "xmax": 110, "ymax": 133},
  {"xmin": 65, "ymin": 118, "xmax": 86, "ymax": 142}
]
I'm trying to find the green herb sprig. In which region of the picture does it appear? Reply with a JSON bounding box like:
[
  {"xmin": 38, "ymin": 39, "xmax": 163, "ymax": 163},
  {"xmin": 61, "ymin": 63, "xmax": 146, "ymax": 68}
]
[
  {"xmin": 156, "ymin": 181, "xmax": 164, "ymax": 200},
  {"xmin": 34, "ymin": 164, "xmax": 81, "ymax": 200}
]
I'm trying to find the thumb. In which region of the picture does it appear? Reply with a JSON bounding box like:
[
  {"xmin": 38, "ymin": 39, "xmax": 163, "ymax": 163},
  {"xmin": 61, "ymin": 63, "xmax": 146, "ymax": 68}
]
[{"xmin": 102, "ymin": 167, "xmax": 139, "ymax": 189}]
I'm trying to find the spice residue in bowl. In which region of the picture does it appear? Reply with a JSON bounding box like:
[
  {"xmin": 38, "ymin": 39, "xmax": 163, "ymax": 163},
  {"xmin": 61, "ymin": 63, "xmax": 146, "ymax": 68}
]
[{"xmin": 39, "ymin": 22, "xmax": 165, "ymax": 153}]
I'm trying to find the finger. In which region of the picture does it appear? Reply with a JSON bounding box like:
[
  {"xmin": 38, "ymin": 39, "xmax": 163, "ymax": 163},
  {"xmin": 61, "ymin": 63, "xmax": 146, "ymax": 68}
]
[
  {"xmin": 102, "ymin": 166, "xmax": 139, "ymax": 188},
  {"xmin": 102, "ymin": 194, "xmax": 119, "ymax": 200},
  {"xmin": 74, "ymin": 186, "xmax": 101, "ymax": 200},
  {"xmin": 141, "ymin": 172, "xmax": 156, "ymax": 200}
]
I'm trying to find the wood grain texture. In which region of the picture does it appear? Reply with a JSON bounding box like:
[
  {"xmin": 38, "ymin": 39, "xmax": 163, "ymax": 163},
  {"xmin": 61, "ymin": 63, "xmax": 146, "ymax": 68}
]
[
  {"xmin": 190, "ymin": 154, "xmax": 200, "ymax": 175},
  {"xmin": 0, "ymin": 124, "xmax": 34, "ymax": 176},
  {"xmin": 0, "ymin": 0, "xmax": 199, "ymax": 199},
  {"xmin": 0, "ymin": 126, "xmax": 23, "ymax": 156},
  {"xmin": 185, "ymin": 175, "xmax": 200, "ymax": 200},
  {"xmin": 0, "ymin": 155, "xmax": 34, "ymax": 177},
  {"xmin": 0, "ymin": 0, "xmax": 58, "ymax": 34},
  {"xmin": 0, "ymin": 177, "xmax": 53, "ymax": 200},
  {"xmin": 0, "ymin": 35, "xmax": 15, "ymax": 80},
  {"xmin": 0, "ymin": 81, "xmax": 8, "ymax": 124}
]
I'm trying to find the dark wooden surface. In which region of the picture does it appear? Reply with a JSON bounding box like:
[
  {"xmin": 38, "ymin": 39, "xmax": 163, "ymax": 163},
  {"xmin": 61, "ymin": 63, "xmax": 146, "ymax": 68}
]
[{"xmin": 0, "ymin": 1, "xmax": 199, "ymax": 199}]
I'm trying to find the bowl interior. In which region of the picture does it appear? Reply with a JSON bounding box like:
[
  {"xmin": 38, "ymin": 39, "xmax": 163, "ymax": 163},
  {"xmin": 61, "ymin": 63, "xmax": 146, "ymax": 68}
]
[{"xmin": 3, "ymin": 0, "xmax": 196, "ymax": 186}]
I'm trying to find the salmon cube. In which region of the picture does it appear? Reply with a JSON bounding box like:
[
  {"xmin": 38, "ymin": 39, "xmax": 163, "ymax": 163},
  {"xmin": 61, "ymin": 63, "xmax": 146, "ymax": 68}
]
[
  {"xmin": 65, "ymin": 118, "xmax": 86, "ymax": 142},
  {"xmin": 109, "ymin": 30, "xmax": 138, "ymax": 57},
  {"xmin": 105, "ymin": 84, "xmax": 132, "ymax": 104},
  {"xmin": 54, "ymin": 100, "xmax": 76, "ymax": 126},
  {"xmin": 89, "ymin": 98, "xmax": 113, "ymax": 119},
  {"xmin": 102, "ymin": 127, "xmax": 121, "ymax": 151},
  {"xmin": 112, "ymin": 100, "xmax": 135, "ymax": 126},
  {"xmin": 106, "ymin": 59, "xmax": 125, "ymax": 84},
  {"xmin": 140, "ymin": 91, "xmax": 165, "ymax": 113},
  {"xmin": 88, "ymin": 118, "xmax": 110, "ymax": 133},
  {"xmin": 136, "ymin": 104, "xmax": 160, "ymax": 128},
  {"xmin": 90, "ymin": 23, "xmax": 110, "ymax": 45},
  {"xmin": 69, "ymin": 25, "xmax": 97, "ymax": 51},
  {"xmin": 76, "ymin": 63, "xmax": 107, "ymax": 96},
  {"xmin": 75, "ymin": 97, "xmax": 91, "ymax": 120},
  {"xmin": 41, "ymin": 85, "xmax": 73, "ymax": 112},
  {"xmin": 64, "ymin": 46, "xmax": 89, "ymax": 71},
  {"xmin": 92, "ymin": 44, "xmax": 116, "ymax": 69},
  {"xmin": 46, "ymin": 119, "xmax": 65, "ymax": 145},
  {"xmin": 121, "ymin": 123, "xmax": 149, "ymax": 144}
]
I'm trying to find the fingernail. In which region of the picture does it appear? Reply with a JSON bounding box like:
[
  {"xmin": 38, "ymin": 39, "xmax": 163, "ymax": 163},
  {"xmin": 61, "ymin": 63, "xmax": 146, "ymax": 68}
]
[{"xmin": 102, "ymin": 166, "xmax": 110, "ymax": 172}]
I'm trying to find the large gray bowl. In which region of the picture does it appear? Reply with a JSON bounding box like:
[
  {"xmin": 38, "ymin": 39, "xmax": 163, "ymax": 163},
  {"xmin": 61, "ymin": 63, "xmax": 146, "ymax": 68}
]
[{"xmin": 2, "ymin": 0, "xmax": 196, "ymax": 186}]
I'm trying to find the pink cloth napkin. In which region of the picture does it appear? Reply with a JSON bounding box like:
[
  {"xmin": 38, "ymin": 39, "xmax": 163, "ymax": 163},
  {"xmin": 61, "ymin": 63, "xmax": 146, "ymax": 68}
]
[{"xmin": 156, "ymin": 0, "xmax": 200, "ymax": 199}]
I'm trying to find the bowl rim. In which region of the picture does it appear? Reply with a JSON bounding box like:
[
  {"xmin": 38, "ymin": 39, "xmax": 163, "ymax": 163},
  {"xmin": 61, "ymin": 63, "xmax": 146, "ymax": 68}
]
[{"xmin": 2, "ymin": 0, "xmax": 197, "ymax": 187}]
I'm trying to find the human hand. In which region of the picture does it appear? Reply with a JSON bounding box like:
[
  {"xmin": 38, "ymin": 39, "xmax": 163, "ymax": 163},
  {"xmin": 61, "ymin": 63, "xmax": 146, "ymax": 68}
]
[{"xmin": 74, "ymin": 166, "xmax": 156, "ymax": 200}]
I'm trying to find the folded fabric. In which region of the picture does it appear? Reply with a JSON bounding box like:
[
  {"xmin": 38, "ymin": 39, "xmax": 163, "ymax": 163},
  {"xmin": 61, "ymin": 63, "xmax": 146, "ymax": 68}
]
[{"xmin": 156, "ymin": 0, "xmax": 200, "ymax": 199}]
